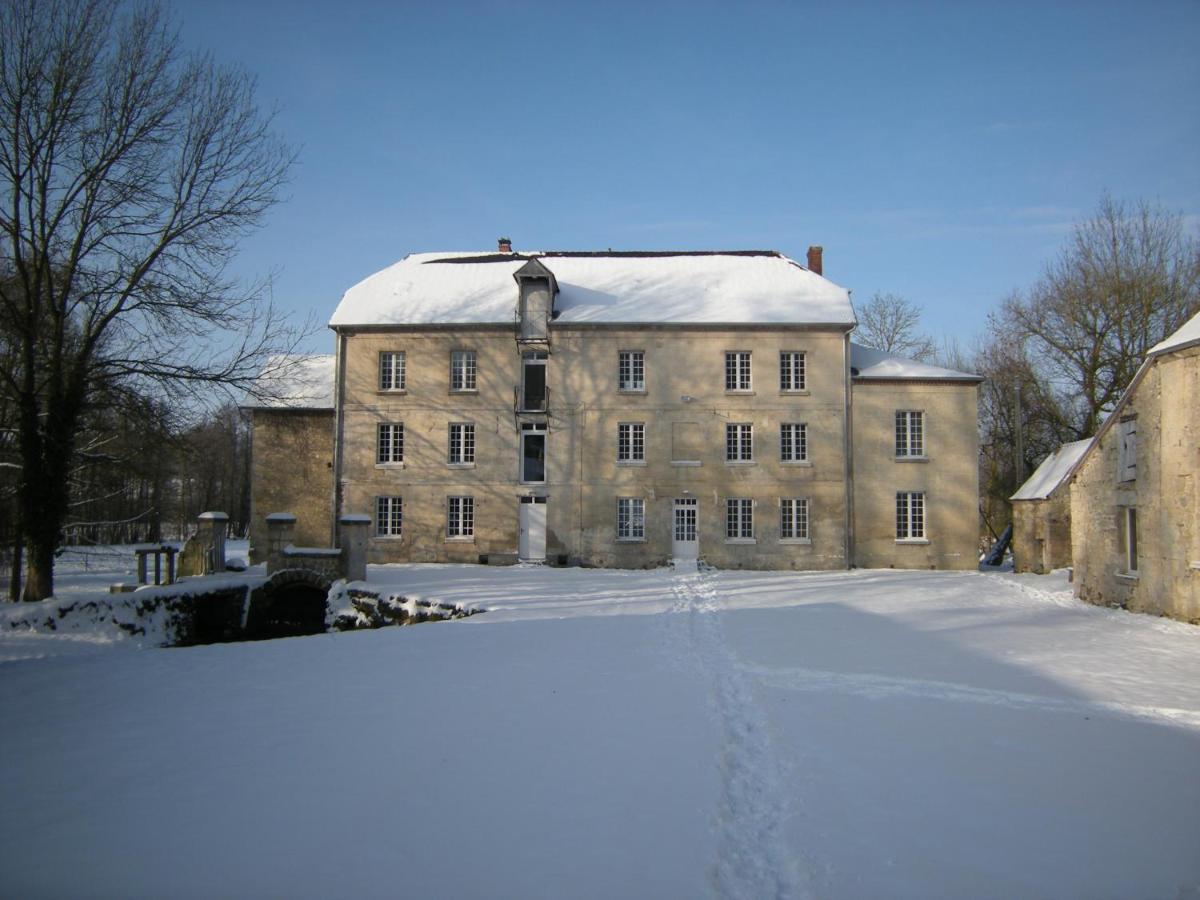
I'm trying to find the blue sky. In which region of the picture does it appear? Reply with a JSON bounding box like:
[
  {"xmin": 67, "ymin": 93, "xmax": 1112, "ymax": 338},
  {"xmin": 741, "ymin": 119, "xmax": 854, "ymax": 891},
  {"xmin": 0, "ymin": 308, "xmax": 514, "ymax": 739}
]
[{"xmin": 174, "ymin": 0, "xmax": 1200, "ymax": 352}]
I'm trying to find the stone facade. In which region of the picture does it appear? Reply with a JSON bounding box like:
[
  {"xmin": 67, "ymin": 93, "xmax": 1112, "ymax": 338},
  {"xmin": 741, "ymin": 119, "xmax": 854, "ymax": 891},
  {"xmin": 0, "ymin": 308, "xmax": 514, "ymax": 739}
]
[
  {"xmin": 851, "ymin": 380, "xmax": 981, "ymax": 570},
  {"xmin": 1070, "ymin": 345, "xmax": 1200, "ymax": 622},
  {"xmin": 248, "ymin": 409, "xmax": 335, "ymax": 563},
  {"xmin": 334, "ymin": 325, "xmax": 981, "ymax": 570},
  {"xmin": 1011, "ymin": 493, "xmax": 1072, "ymax": 575}
]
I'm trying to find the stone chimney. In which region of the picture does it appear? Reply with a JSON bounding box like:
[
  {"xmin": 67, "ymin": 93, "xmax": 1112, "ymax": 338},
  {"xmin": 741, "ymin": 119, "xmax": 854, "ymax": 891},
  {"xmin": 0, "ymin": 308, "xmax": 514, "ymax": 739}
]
[
  {"xmin": 498, "ymin": 236, "xmax": 513, "ymax": 253},
  {"xmin": 807, "ymin": 245, "xmax": 823, "ymax": 276}
]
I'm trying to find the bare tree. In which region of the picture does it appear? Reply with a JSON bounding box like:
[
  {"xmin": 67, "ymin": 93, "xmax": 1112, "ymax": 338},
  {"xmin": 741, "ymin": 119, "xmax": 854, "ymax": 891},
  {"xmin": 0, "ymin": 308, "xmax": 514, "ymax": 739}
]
[
  {"xmin": 855, "ymin": 292, "xmax": 936, "ymax": 361},
  {"xmin": 1001, "ymin": 194, "xmax": 1200, "ymax": 439},
  {"xmin": 0, "ymin": 0, "xmax": 298, "ymax": 599}
]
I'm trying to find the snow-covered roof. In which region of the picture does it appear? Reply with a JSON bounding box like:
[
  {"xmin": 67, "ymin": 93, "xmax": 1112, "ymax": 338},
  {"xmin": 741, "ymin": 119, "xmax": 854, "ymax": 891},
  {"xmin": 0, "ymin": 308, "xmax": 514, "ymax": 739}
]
[
  {"xmin": 243, "ymin": 354, "xmax": 335, "ymax": 410},
  {"xmin": 329, "ymin": 251, "xmax": 856, "ymax": 327},
  {"xmin": 849, "ymin": 343, "xmax": 982, "ymax": 382},
  {"xmin": 1010, "ymin": 439, "xmax": 1093, "ymax": 501},
  {"xmin": 1148, "ymin": 310, "xmax": 1200, "ymax": 356}
]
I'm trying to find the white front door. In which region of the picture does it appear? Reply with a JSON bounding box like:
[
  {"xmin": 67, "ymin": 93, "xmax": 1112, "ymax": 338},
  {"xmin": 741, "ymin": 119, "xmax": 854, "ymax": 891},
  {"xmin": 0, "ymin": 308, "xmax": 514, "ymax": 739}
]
[
  {"xmin": 519, "ymin": 496, "xmax": 547, "ymax": 561},
  {"xmin": 673, "ymin": 498, "xmax": 698, "ymax": 560}
]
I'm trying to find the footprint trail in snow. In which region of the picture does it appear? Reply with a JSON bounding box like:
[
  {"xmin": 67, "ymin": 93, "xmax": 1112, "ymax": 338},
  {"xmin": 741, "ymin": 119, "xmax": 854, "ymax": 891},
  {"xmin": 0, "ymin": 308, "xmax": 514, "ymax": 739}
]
[{"xmin": 667, "ymin": 570, "xmax": 812, "ymax": 900}]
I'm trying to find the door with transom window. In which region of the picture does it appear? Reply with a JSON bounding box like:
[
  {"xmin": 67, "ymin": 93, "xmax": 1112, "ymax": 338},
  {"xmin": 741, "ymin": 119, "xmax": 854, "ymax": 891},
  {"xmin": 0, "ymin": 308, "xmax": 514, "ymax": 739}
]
[{"xmin": 673, "ymin": 498, "xmax": 698, "ymax": 560}]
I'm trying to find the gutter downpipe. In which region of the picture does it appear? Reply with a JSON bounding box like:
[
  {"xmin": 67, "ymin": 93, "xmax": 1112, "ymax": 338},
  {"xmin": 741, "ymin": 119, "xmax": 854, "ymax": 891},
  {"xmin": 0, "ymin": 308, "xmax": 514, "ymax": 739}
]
[
  {"xmin": 332, "ymin": 327, "xmax": 349, "ymax": 539},
  {"xmin": 843, "ymin": 327, "xmax": 854, "ymax": 570}
]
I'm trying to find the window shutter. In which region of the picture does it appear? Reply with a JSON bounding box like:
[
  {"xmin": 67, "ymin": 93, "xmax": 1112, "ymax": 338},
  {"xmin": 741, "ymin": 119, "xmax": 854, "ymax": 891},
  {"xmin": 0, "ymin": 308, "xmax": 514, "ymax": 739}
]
[{"xmin": 1118, "ymin": 420, "xmax": 1137, "ymax": 482}]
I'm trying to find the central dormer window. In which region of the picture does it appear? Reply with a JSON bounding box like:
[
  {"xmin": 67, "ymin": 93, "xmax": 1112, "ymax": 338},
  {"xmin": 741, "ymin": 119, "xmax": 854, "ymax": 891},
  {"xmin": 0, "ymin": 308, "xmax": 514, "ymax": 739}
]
[{"xmin": 450, "ymin": 350, "xmax": 477, "ymax": 392}]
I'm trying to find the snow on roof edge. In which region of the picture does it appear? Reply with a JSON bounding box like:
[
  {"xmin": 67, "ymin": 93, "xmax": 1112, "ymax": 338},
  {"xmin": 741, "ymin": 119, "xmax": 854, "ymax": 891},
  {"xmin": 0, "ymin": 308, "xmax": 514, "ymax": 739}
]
[
  {"xmin": 1010, "ymin": 438, "xmax": 1093, "ymax": 501},
  {"xmin": 1148, "ymin": 310, "xmax": 1200, "ymax": 356},
  {"xmin": 849, "ymin": 343, "xmax": 982, "ymax": 381},
  {"xmin": 242, "ymin": 354, "xmax": 336, "ymax": 410}
]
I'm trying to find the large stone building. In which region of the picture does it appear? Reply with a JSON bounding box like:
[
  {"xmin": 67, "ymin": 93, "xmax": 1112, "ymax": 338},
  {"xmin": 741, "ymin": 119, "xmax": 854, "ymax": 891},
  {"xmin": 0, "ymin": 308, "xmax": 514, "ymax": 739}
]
[
  {"xmin": 252, "ymin": 244, "xmax": 983, "ymax": 570},
  {"xmin": 1069, "ymin": 311, "xmax": 1200, "ymax": 621}
]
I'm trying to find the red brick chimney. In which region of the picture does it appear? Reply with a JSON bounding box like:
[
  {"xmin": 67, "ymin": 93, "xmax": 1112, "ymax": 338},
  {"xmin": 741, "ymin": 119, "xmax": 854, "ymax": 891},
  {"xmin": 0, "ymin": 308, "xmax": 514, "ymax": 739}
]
[
  {"xmin": 498, "ymin": 236, "xmax": 513, "ymax": 253},
  {"xmin": 807, "ymin": 245, "xmax": 823, "ymax": 276}
]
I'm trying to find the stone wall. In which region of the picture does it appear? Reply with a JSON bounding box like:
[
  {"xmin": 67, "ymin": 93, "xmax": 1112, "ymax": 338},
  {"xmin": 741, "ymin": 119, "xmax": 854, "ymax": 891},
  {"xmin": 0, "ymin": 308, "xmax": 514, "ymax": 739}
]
[
  {"xmin": 249, "ymin": 409, "xmax": 335, "ymax": 563},
  {"xmin": 851, "ymin": 380, "xmax": 980, "ymax": 570},
  {"xmin": 1012, "ymin": 492, "xmax": 1072, "ymax": 574},
  {"xmin": 338, "ymin": 326, "xmax": 853, "ymax": 569},
  {"xmin": 1071, "ymin": 347, "xmax": 1200, "ymax": 622}
]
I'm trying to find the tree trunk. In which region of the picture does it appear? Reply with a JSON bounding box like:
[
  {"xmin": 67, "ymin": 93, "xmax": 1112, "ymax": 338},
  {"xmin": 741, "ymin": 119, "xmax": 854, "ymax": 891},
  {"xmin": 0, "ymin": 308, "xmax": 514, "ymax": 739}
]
[{"xmin": 8, "ymin": 533, "xmax": 21, "ymax": 602}]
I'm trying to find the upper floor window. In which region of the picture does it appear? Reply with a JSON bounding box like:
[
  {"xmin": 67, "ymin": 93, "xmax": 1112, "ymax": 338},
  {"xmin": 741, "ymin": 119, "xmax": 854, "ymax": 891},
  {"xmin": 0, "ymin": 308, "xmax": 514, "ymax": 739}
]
[
  {"xmin": 1117, "ymin": 418, "xmax": 1137, "ymax": 482},
  {"xmin": 450, "ymin": 350, "xmax": 477, "ymax": 392},
  {"xmin": 725, "ymin": 351, "xmax": 752, "ymax": 391},
  {"xmin": 895, "ymin": 410, "xmax": 925, "ymax": 458},
  {"xmin": 379, "ymin": 351, "xmax": 406, "ymax": 391},
  {"xmin": 616, "ymin": 497, "xmax": 645, "ymax": 541},
  {"xmin": 521, "ymin": 422, "xmax": 547, "ymax": 484},
  {"xmin": 726, "ymin": 498, "xmax": 754, "ymax": 540},
  {"xmin": 376, "ymin": 496, "xmax": 403, "ymax": 537},
  {"xmin": 618, "ymin": 351, "xmax": 645, "ymax": 392},
  {"xmin": 726, "ymin": 423, "xmax": 753, "ymax": 462},
  {"xmin": 780, "ymin": 351, "xmax": 806, "ymax": 391},
  {"xmin": 448, "ymin": 422, "xmax": 475, "ymax": 464},
  {"xmin": 618, "ymin": 422, "xmax": 645, "ymax": 463},
  {"xmin": 377, "ymin": 422, "xmax": 404, "ymax": 464},
  {"xmin": 780, "ymin": 422, "xmax": 808, "ymax": 463},
  {"xmin": 896, "ymin": 491, "xmax": 926, "ymax": 540},
  {"xmin": 447, "ymin": 496, "xmax": 475, "ymax": 539},
  {"xmin": 780, "ymin": 497, "xmax": 810, "ymax": 541}
]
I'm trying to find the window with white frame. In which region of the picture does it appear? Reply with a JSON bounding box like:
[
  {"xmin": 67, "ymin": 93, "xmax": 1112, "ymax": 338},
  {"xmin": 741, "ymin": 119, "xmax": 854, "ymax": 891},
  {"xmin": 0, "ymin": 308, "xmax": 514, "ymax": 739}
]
[
  {"xmin": 780, "ymin": 351, "xmax": 806, "ymax": 391},
  {"xmin": 450, "ymin": 350, "xmax": 477, "ymax": 392},
  {"xmin": 1119, "ymin": 507, "xmax": 1138, "ymax": 574},
  {"xmin": 617, "ymin": 422, "xmax": 645, "ymax": 462},
  {"xmin": 726, "ymin": 423, "xmax": 753, "ymax": 462},
  {"xmin": 725, "ymin": 498, "xmax": 754, "ymax": 540},
  {"xmin": 375, "ymin": 496, "xmax": 402, "ymax": 537},
  {"xmin": 448, "ymin": 422, "xmax": 475, "ymax": 464},
  {"xmin": 780, "ymin": 422, "xmax": 808, "ymax": 462},
  {"xmin": 896, "ymin": 491, "xmax": 926, "ymax": 540},
  {"xmin": 780, "ymin": 497, "xmax": 810, "ymax": 540},
  {"xmin": 725, "ymin": 351, "xmax": 752, "ymax": 391},
  {"xmin": 1117, "ymin": 418, "xmax": 1137, "ymax": 482},
  {"xmin": 379, "ymin": 351, "xmax": 406, "ymax": 391},
  {"xmin": 447, "ymin": 496, "xmax": 474, "ymax": 539},
  {"xmin": 618, "ymin": 351, "xmax": 645, "ymax": 392},
  {"xmin": 895, "ymin": 410, "xmax": 925, "ymax": 458},
  {"xmin": 616, "ymin": 497, "xmax": 645, "ymax": 540},
  {"xmin": 376, "ymin": 422, "xmax": 404, "ymax": 464}
]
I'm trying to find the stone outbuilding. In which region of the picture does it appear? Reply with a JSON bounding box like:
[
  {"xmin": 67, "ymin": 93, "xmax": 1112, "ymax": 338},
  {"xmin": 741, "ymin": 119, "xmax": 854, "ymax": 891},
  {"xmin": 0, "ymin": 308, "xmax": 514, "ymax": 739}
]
[
  {"xmin": 1010, "ymin": 439, "xmax": 1091, "ymax": 574},
  {"xmin": 1068, "ymin": 311, "xmax": 1200, "ymax": 622},
  {"xmin": 241, "ymin": 355, "xmax": 337, "ymax": 564}
]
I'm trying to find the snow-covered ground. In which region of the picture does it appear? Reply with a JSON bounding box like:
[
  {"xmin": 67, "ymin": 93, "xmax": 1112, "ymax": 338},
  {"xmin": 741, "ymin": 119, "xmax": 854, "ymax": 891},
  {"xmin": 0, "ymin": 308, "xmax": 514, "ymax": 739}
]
[{"xmin": 2, "ymin": 562, "xmax": 1198, "ymax": 899}]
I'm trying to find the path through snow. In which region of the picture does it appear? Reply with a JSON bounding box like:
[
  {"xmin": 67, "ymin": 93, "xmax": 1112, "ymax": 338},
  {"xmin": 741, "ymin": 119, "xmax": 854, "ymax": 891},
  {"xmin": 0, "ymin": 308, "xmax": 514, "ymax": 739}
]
[{"xmin": 666, "ymin": 570, "xmax": 811, "ymax": 900}]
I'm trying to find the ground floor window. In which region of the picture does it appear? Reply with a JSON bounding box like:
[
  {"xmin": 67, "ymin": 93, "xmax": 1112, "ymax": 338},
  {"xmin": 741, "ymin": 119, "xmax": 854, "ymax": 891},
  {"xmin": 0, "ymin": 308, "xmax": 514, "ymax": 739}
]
[
  {"xmin": 726, "ymin": 498, "xmax": 754, "ymax": 540},
  {"xmin": 1119, "ymin": 506, "xmax": 1138, "ymax": 574},
  {"xmin": 447, "ymin": 496, "xmax": 474, "ymax": 539},
  {"xmin": 376, "ymin": 496, "xmax": 403, "ymax": 537},
  {"xmin": 616, "ymin": 497, "xmax": 645, "ymax": 540},
  {"xmin": 896, "ymin": 491, "xmax": 925, "ymax": 540},
  {"xmin": 781, "ymin": 497, "xmax": 810, "ymax": 540}
]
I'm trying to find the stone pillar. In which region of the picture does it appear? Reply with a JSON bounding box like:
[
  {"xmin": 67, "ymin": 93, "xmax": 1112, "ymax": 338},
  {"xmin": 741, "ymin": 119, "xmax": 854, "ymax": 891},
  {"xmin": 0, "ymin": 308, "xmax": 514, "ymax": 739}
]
[
  {"xmin": 265, "ymin": 513, "xmax": 297, "ymax": 574},
  {"xmin": 338, "ymin": 514, "xmax": 371, "ymax": 582},
  {"xmin": 197, "ymin": 511, "xmax": 229, "ymax": 575}
]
